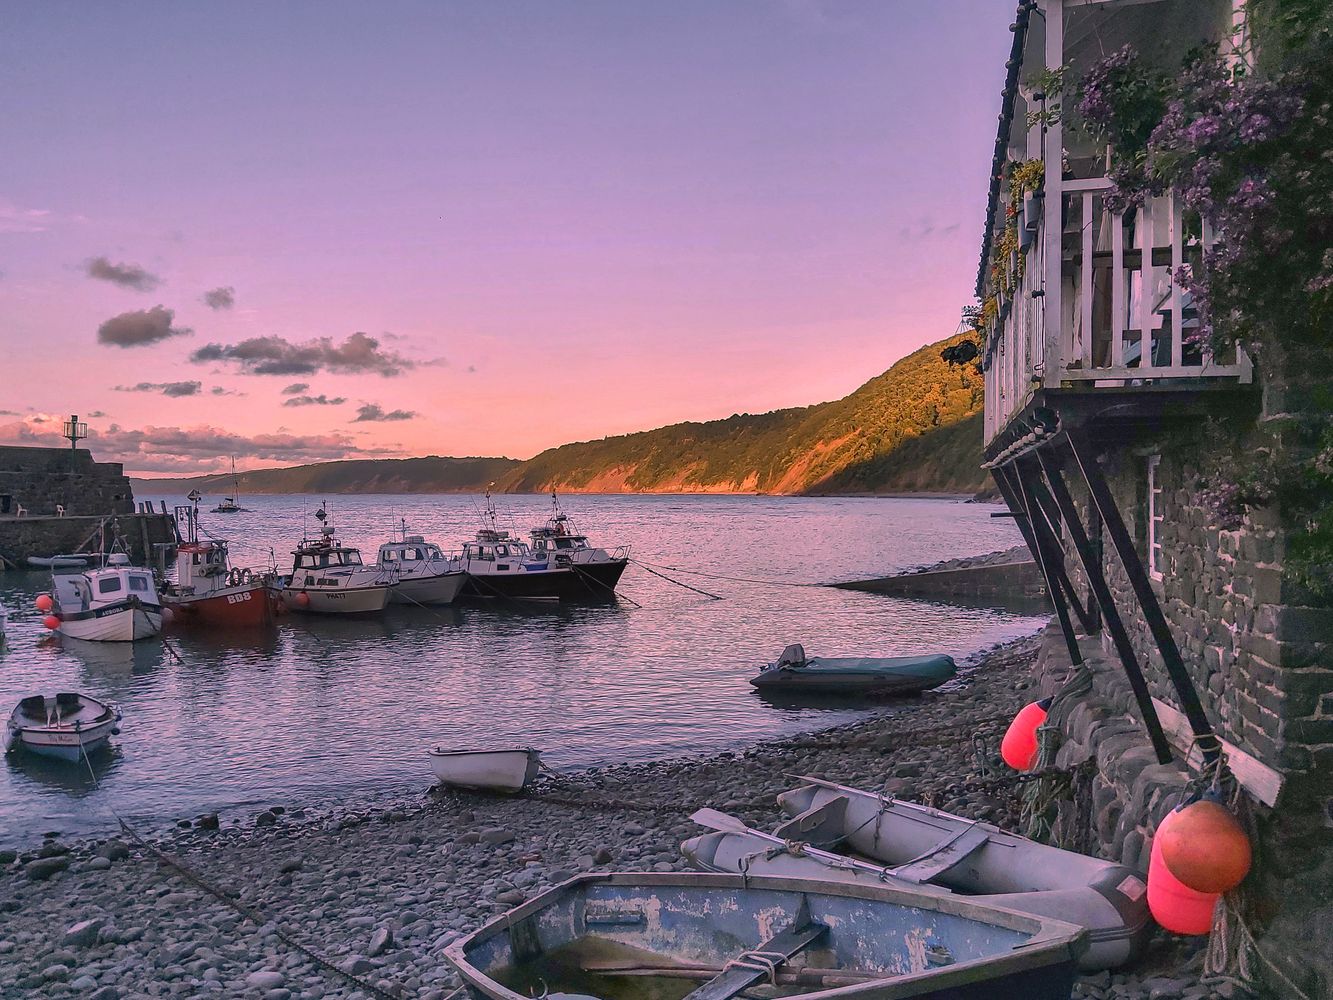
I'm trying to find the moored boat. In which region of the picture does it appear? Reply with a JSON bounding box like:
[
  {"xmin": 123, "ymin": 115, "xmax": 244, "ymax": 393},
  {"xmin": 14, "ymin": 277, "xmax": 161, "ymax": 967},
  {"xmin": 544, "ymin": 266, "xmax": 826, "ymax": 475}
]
[
  {"xmin": 210, "ymin": 457, "xmax": 250, "ymax": 513},
  {"xmin": 445, "ymin": 872, "xmax": 1087, "ymax": 1000},
  {"xmin": 428, "ymin": 747, "xmax": 541, "ymax": 792},
  {"xmin": 275, "ymin": 503, "xmax": 390, "ymax": 615},
  {"xmin": 4, "ymin": 693, "xmax": 122, "ymax": 762},
  {"xmin": 376, "ymin": 523, "xmax": 467, "ymax": 606},
  {"xmin": 750, "ymin": 644, "xmax": 957, "ymax": 695},
  {"xmin": 42, "ymin": 553, "xmax": 165, "ymax": 642},
  {"xmin": 160, "ymin": 501, "xmax": 275, "ymax": 627},
  {"xmin": 460, "ymin": 490, "xmax": 627, "ymax": 602},
  {"xmin": 685, "ymin": 776, "xmax": 1150, "ymax": 971}
]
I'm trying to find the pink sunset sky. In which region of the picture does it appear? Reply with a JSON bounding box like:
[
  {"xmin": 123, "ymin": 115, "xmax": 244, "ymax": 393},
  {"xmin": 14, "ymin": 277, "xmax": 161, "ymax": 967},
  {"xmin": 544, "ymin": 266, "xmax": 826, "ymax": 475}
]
[{"xmin": 0, "ymin": 1, "xmax": 1012, "ymax": 476}]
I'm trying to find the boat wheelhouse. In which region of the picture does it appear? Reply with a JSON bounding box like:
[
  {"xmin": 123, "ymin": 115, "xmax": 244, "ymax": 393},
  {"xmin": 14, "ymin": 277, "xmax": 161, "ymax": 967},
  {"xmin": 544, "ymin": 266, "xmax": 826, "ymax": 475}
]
[
  {"xmin": 47, "ymin": 553, "xmax": 164, "ymax": 642},
  {"xmin": 376, "ymin": 525, "xmax": 467, "ymax": 606},
  {"xmin": 276, "ymin": 504, "xmax": 390, "ymax": 615}
]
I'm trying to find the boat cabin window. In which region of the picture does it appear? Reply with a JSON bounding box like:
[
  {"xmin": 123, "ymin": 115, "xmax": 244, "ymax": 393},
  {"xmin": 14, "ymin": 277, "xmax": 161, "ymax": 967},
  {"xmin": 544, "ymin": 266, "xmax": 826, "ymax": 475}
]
[
  {"xmin": 381, "ymin": 549, "xmax": 397, "ymax": 563},
  {"xmin": 402, "ymin": 547, "xmax": 424, "ymax": 561},
  {"xmin": 97, "ymin": 576, "xmax": 122, "ymax": 595},
  {"xmin": 495, "ymin": 544, "xmax": 510, "ymax": 557},
  {"xmin": 466, "ymin": 544, "xmax": 494, "ymax": 561},
  {"xmin": 338, "ymin": 550, "xmax": 363, "ymax": 566},
  {"xmin": 127, "ymin": 574, "xmax": 151, "ymax": 592},
  {"xmin": 425, "ymin": 545, "xmax": 443, "ymax": 559}
]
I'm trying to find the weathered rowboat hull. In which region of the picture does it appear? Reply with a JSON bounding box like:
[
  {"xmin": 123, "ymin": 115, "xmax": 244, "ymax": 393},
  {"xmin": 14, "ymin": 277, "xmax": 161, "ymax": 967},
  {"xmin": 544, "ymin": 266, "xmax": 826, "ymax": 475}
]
[
  {"xmin": 446, "ymin": 872, "xmax": 1086, "ymax": 1000},
  {"xmin": 4, "ymin": 694, "xmax": 122, "ymax": 762}
]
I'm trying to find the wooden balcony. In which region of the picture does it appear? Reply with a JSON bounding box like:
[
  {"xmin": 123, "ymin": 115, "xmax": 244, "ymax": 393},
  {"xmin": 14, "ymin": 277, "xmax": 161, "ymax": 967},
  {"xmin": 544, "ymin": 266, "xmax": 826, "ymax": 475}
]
[{"xmin": 983, "ymin": 179, "xmax": 1253, "ymax": 449}]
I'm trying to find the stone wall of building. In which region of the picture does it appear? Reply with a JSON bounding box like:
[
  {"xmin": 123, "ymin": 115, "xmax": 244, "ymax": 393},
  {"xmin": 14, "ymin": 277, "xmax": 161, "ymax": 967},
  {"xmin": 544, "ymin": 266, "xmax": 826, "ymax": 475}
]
[{"xmin": 0, "ymin": 445, "xmax": 135, "ymax": 517}]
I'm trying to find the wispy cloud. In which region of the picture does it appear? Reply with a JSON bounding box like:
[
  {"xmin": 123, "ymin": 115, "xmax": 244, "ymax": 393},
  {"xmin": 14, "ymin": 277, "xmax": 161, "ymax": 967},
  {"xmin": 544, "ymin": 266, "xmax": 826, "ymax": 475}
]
[
  {"xmin": 281, "ymin": 383, "xmax": 310, "ymax": 395},
  {"xmin": 283, "ymin": 394, "xmax": 347, "ymax": 407},
  {"xmin": 115, "ymin": 381, "xmax": 202, "ymax": 397},
  {"xmin": 191, "ymin": 332, "xmax": 414, "ymax": 377},
  {"xmin": 353, "ymin": 402, "xmax": 417, "ymax": 422},
  {"xmin": 97, "ymin": 306, "xmax": 192, "ymax": 347},
  {"xmin": 86, "ymin": 256, "xmax": 161, "ymax": 291},
  {"xmin": 0, "ymin": 199, "xmax": 52, "ymax": 234},
  {"xmin": 202, "ymin": 286, "xmax": 235, "ymax": 310}
]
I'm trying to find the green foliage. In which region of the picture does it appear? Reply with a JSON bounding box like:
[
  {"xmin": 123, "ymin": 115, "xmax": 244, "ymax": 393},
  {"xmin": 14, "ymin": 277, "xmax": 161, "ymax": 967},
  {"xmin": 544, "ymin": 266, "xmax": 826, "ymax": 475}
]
[
  {"xmin": 142, "ymin": 456, "xmax": 519, "ymax": 494},
  {"xmin": 501, "ymin": 332, "xmax": 989, "ymax": 496}
]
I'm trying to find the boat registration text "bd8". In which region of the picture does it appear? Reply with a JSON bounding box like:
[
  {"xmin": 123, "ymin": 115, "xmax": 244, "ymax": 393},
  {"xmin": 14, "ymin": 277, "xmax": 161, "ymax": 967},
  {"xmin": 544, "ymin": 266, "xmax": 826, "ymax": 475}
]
[{"xmin": 225, "ymin": 592, "xmax": 253, "ymax": 605}]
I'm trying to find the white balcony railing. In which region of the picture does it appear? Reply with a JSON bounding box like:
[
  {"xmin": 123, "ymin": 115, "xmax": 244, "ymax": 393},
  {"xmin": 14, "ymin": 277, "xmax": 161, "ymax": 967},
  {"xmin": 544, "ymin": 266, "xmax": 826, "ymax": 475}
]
[{"xmin": 984, "ymin": 178, "xmax": 1253, "ymax": 445}]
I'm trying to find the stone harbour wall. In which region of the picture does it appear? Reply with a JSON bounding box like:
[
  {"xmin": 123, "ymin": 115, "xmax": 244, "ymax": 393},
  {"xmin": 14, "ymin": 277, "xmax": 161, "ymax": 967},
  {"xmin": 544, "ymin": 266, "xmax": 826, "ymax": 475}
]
[{"xmin": 0, "ymin": 445, "xmax": 136, "ymax": 518}]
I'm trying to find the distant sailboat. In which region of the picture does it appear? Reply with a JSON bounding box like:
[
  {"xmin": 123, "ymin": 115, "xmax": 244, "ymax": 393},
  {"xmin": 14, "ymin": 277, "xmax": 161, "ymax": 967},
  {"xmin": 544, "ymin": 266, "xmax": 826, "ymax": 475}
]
[{"xmin": 211, "ymin": 458, "xmax": 250, "ymax": 513}]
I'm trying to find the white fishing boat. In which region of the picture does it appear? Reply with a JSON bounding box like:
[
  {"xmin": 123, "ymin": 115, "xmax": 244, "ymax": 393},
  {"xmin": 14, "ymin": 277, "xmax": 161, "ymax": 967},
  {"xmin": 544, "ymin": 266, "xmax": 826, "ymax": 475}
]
[
  {"xmin": 376, "ymin": 522, "xmax": 467, "ymax": 606},
  {"xmin": 43, "ymin": 553, "xmax": 165, "ymax": 642},
  {"xmin": 275, "ymin": 503, "xmax": 390, "ymax": 615},
  {"xmin": 4, "ymin": 693, "xmax": 122, "ymax": 762},
  {"xmin": 428, "ymin": 747, "xmax": 541, "ymax": 792}
]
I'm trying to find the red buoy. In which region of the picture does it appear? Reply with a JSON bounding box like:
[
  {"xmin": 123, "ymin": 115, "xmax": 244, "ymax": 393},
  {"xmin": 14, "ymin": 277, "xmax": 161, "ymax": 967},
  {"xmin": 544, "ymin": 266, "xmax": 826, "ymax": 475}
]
[
  {"xmin": 42, "ymin": 614, "xmax": 61, "ymax": 631},
  {"xmin": 1148, "ymin": 807, "xmax": 1220, "ymax": 934},
  {"xmin": 34, "ymin": 594, "xmax": 54, "ymax": 613},
  {"xmin": 296, "ymin": 592, "xmax": 311, "ymax": 608},
  {"xmin": 1001, "ymin": 697, "xmax": 1051, "ymax": 770},
  {"xmin": 1160, "ymin": 793, "xmax": 1252, "ymax": 893}
]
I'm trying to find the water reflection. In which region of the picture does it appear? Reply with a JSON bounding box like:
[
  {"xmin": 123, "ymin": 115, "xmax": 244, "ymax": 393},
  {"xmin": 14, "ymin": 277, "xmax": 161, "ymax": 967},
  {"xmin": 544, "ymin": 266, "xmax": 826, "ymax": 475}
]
[{"xmin": 0, "ymin": 495, "xmax": 1042, "ymax": 843}]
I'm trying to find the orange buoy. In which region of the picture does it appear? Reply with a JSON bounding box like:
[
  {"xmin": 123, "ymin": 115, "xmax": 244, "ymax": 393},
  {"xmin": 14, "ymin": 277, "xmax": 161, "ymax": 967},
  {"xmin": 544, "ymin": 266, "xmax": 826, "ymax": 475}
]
[
  {"xmin": 1148, "ymin": 807, "xmax": 1220, "ymax": 934},
  {"xmin": 1001, "ymin": 697, "xmax": 1051, "ymax": 770},
  {"xmin": 34, "ymin": 594, "xmax": 54, "ymax": 612},
  {"xmin": 42, "ymin": 614, "xmax": 61, "ymax": 631},
  {"xmin": 1159, "ymin": 793, "xmax": 1252, "ymax": 893},
  {"xmin": 295, "ymin": 592, "xmax": 311, "ymax": 608}
]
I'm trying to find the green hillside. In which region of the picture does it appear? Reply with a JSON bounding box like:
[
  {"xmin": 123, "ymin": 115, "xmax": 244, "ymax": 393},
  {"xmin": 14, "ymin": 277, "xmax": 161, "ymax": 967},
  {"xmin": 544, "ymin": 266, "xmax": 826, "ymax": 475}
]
[
  {"xmin": 137, "ymin": 456, "xmax": 518, "ymax": 495},
  {"xmin": 136, "ymin": 333, "xmax": 988, "ymax": 496},
  {"xmin": 499, "ymin": 332, "xmax": 987, "ymax": 495}
]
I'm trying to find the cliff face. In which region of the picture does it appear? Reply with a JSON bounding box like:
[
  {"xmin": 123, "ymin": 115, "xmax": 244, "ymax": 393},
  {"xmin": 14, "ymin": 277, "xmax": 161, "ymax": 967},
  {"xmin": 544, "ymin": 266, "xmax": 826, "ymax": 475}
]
[
  {"xmin": 136, "ymin": 333, "xmax": 988, "ymax": 496},
  {"xmin": 499, "ymin": 332, "xmax": 987, "ymax": 495}
]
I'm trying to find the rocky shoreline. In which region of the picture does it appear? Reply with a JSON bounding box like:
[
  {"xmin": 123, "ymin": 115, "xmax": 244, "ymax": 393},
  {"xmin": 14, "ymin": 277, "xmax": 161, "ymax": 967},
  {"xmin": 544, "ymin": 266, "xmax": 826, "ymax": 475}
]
[{"xmin": 0, "ymin": 634, "xmax": 1222, "ymax": 1000}]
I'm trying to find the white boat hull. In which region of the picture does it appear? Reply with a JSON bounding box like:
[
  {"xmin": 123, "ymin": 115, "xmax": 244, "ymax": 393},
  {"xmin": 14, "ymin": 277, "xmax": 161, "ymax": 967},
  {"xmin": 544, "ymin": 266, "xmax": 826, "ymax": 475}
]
[
  {"xmin": 5, "ymin": 695, "xmax": 122, "ymax": 762},
  {"xmin": 59, "ymin": 605, "xmax": 162, "ymax": 642},
  {"xmin": 429, "ymin": 748, "xmax": 540, "ymax": 792},
  {"xmin": 389, "ymin": 571, "xmax": 467, "ymax": 606},
  {"xmin": 279, "ymin": 583, "xmax": 390, "ymax": 615}
]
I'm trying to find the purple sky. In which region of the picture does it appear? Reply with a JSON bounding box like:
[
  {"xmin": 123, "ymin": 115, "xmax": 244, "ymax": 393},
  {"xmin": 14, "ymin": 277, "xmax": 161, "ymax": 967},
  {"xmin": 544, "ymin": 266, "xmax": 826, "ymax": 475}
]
[{"xmin": 0, "ymin": 1, "xmax": 1011, "ymax": 475}]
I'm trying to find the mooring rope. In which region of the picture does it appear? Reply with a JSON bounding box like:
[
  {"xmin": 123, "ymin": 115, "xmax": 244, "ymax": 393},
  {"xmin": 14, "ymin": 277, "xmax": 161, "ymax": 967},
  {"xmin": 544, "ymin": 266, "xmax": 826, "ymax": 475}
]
[
  {"xmin": 73, "ymin": 744, "xmax": 402, "ymax": 1000},
  {"xmin": 627, "ymin": 560, "xmax": 724, "ymax": 600},
  {"xmin": 632, "ymin": 558, "xmax": 827, "ymax": 589}
]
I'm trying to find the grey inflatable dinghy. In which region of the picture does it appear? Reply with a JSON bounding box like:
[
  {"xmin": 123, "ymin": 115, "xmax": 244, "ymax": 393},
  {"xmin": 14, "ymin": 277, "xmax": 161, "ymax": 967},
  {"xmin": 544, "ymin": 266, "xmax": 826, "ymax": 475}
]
[{"xmin": 681, "ymin": 776, "xmax": 1151, "ymax": 972}]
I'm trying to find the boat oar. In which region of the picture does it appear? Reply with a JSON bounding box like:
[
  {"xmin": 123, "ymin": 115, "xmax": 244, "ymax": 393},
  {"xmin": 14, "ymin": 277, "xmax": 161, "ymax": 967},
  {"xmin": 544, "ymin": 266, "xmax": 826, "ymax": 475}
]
[{"xmin": 688, "ymin": 808, "xmax": 904, "ymax": 881}]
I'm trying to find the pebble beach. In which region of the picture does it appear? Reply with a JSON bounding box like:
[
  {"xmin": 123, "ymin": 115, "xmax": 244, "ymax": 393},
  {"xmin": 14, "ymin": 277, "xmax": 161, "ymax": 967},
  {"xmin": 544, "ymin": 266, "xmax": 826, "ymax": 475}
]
[{"xmin": 0, "ymin": 634, "xmax": 1224, "ymax": 1000}]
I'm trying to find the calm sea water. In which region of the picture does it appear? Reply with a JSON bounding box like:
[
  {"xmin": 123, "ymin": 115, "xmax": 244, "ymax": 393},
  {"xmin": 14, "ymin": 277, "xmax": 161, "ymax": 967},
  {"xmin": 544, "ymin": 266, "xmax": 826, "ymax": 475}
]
[{"xmin": 0, "ymin": 494, "xmax": 1040, "ymax": 844}]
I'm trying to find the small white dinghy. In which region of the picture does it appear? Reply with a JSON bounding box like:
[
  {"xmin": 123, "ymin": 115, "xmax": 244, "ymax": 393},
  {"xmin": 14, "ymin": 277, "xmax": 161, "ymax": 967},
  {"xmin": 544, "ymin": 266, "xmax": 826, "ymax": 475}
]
[
  {"xmin": 429, "ymin": 747, "xmax": 540, "ymax": 793},
  {"xmin": 4, "ymin": 693, "xmax": 122, "ymax": 762}
]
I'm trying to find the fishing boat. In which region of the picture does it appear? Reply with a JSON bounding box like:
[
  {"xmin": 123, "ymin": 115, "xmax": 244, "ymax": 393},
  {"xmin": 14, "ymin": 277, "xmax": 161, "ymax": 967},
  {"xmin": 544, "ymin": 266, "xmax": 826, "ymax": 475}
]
[
  {"xmin": 42, "ymin": 553, "xmax": 165, "ymax": 642},
  {"xmin": 525, "ymin": 491, "xmax": 629, "ymax": 594},
  {"xmin": 428, "ymin": 747, "xmax": 541, "ymax": 792},
  {"xmin": 679, "ymin": 777, "xmax": 1148, "ymax": 972},
  {"xmin": 211, "ymin": 458, "xmax": 250, "ymax": 513},
  {"xmin": 460, "ymin": 490, "xmax": 626, "ymax": 602},
  {"xmin": 274, "ymin": 503, "xmax": 390, "ymax": 615},
  {"xmin": 376, "ymin": 523, "xmax": 467, "ymax": 606},
  {"xmin": 4, "ymin": 693, "xmax": 122, "ymax": 762},
  {"xmin": 160, "ymin": 500, "xmax": 275, "ymax": 627},
  {"xmin": 750, "ymin": 644, "xmax": 957, "ymax": 695},
  {"xmin": 445, "ymin": 872, "xmax": 1087, "ymax": 1000}
]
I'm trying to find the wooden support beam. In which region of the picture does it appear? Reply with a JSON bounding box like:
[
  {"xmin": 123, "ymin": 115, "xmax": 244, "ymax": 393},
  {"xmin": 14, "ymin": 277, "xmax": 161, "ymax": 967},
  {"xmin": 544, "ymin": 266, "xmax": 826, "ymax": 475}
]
[
  {"xmin": 1019, "ymin": 459, "xmax": 1095, "ymax": 633},
  {"xmin": 1151, "ymin": 698, "xmax": 1283, "ymax": 807},
  {"xmin": 995, "ymin": 465, "xmax": 1084, "ymax": 666},
  {"xmin": 1065, "ymin": 428, "xmax": 1220, "ymax": 764},
  {"xmin": 1033, "ymin": 450, "xmax": 1172, "ymax": 762}
]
